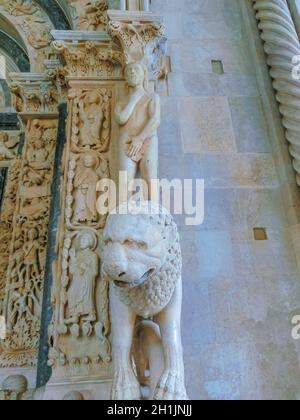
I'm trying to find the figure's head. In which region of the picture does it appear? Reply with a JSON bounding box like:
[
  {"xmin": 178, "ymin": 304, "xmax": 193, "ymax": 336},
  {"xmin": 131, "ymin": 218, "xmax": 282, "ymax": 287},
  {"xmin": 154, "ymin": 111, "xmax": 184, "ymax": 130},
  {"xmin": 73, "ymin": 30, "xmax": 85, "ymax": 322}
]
[
  {"xmin": 87, "ymin": 91, "xmax": 100, "ymax": 105},
  {"xmin": 75, "ymin": 230, "xmax": 97, "ymax": 251},
  {"xmin": 35, "ymin": 138, "xmax": 44, "ymax": 149},
  {"xmin": 83, "ymin": 154, "xmax": 96, "ymax": 168},
  {"xmin": 125, "ymin": 62, "xmax": 147, "ymax": 88},
  {"xmin": 102, "ymin": 201, "xmax": 177, "ymax": 289},
  {"xmin": 27, "ymin": 227, "xmax": 38, "ymax": 241}
]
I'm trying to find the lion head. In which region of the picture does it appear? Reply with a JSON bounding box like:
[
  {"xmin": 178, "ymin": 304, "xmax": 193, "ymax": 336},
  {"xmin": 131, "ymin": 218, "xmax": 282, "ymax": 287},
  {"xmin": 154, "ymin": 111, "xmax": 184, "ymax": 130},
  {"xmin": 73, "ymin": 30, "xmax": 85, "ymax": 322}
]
[{"xmin": 102, "ymin": 202, "xmax": 182, "ymax": 318}]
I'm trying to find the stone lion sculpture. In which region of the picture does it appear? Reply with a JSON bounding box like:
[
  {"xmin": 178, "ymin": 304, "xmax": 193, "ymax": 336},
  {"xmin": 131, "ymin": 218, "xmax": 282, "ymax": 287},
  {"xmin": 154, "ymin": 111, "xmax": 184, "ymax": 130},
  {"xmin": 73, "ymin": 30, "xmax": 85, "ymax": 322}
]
[{"xmin": 102, "ymin": 201, "xmax": 188, "ymax": 400}]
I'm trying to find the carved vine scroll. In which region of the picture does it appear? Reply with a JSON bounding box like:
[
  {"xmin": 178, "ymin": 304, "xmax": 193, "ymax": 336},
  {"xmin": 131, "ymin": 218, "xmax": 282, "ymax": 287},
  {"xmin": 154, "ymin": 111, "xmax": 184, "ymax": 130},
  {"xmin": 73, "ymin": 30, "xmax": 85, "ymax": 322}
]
[{"xmin": 0, "ymin": 119, "xmax": 58, "ymax": 368}]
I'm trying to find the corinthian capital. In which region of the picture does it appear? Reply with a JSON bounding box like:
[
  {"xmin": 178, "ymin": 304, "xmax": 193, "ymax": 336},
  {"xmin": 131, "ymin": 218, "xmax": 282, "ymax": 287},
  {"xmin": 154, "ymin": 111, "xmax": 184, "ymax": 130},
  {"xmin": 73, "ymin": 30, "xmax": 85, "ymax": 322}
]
[
  {"xmin": 107, "ymin": 10, "xmax": 167, "ymax": 79},
  {"xmin": 9, "ymin": 73, "xmax": 60, "ymax": 118}
]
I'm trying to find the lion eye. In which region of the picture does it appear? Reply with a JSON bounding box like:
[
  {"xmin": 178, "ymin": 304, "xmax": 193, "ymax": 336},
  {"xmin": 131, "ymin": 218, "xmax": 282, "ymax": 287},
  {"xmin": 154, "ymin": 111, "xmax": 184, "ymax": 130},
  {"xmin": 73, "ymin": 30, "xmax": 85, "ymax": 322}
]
[{"xmin": 123, "ymin": 240, "xmax": 147, "ymax": 249}]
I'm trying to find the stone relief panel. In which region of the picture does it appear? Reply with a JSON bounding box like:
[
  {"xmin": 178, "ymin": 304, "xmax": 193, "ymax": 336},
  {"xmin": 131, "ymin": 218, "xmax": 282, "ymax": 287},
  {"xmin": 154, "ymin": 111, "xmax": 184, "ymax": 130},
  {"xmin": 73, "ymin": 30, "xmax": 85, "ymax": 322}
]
[
  {"xmin": 0, "ymin": 131, "xmax": 20, "ymax": 164},
  {"xmin": 53, "ymin": 40, "xmax": 124, "ymax": 79},
  {"xmin": 48, "ymin": 86, "xmax": 113, "ymax": 381},
  {"xmin": 0, "ymin": 119, "xmax": 58, "ymax": 368},
  {"xmin": 68, "ymin": 0, "xmax": 109, "ymax": 31},
  {"xmin": 10, "ymin": 78, "xmax": 58, "ymax": 114},
  {"xmin": 107, "ymin": 13, "xmax": 166, "ymax": 77}
]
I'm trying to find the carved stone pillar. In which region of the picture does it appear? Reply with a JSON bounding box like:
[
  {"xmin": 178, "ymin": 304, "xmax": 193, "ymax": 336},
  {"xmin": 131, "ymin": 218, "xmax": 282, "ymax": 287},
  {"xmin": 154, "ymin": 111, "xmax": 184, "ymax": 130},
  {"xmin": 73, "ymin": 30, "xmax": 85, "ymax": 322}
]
[
  {"xmin": 0, "ymin": 74, "xmax": 59, "ymax": 389},
  {"xmin": 42, "ymin": 31, "xmax": 123, "ymax": 400},
  {"xmin": 44, "ymin": 8, "xmax": 166, "ymax": 397},
  {"xmin": 253, "ymin": 0, "xmax": 300, "ymax": 186}
]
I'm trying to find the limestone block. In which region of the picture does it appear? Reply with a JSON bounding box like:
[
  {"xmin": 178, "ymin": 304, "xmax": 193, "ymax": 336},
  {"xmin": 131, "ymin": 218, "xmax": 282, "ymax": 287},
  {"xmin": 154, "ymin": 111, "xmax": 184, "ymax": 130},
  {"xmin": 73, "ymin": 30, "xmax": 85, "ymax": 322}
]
[{"xmin": 179, "ymin": 96, "xmax": 236, "ymax": 154}]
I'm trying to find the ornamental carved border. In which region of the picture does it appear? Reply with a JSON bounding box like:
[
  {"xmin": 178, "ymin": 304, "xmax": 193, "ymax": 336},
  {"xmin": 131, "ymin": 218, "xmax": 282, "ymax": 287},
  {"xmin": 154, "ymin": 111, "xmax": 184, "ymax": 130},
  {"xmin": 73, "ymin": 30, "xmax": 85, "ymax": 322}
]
[
  {"xmin": 48, "ymin": 85, "xmax": 113, "ymax": 380},
  {"xmin": 0, "ymin": 0, "xmax": 55, "ymax": 72},
  {"xmin": 0, "ymin": 118, "xmax": 58, "ymax": 368}
]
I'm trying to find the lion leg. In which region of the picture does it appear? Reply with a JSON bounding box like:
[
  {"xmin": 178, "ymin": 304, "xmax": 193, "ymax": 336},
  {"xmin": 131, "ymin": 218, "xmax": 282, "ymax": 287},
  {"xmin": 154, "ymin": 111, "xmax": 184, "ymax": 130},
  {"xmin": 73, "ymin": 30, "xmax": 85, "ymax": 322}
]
[
  {"xmin": 110, "ymin": 285, "xmax": 141, "ymax": 401},
  {"xmin": 153, "ymin": 278, "xmax": 189, "ymax": 400}
]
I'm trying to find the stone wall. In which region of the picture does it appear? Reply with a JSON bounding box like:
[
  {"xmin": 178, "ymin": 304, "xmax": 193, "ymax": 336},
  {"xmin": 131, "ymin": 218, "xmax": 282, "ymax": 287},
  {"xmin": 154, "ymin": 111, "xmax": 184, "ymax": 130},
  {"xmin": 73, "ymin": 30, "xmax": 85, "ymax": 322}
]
[{"xmin": 154, "ymin": 0, "xmax": 300, "ymax": 400}]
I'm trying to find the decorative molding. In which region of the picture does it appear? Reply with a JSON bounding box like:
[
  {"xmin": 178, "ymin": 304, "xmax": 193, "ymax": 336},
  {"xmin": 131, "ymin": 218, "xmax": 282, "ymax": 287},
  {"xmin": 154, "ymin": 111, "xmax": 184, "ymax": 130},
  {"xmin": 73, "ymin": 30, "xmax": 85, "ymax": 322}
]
[{"xmin": 253, "ymin": 0, "xmax": 300, "ymax": 185}]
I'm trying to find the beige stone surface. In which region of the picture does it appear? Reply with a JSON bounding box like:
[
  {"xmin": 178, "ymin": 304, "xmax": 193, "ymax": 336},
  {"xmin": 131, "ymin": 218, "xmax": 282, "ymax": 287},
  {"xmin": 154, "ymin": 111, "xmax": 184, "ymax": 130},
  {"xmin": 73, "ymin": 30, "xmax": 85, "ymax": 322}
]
[{"xmin": 179, "ymin": 96, "xmax": 236, "ymax": 154}]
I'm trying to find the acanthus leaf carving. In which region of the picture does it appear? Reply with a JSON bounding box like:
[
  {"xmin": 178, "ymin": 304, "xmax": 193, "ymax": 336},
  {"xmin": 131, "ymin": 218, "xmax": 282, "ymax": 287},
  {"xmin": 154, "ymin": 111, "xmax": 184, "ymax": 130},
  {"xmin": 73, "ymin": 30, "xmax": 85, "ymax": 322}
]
[
  {"xmin": 10, "ymin": 75, "xmax": 59, "ymax": 115},
  {"xmin": 53, "ymin": 40, "xmax": 124, "ymax": 79},
  {"xmin": 48, "ymin": 83, "xmax": 113, "ymax": 380}
]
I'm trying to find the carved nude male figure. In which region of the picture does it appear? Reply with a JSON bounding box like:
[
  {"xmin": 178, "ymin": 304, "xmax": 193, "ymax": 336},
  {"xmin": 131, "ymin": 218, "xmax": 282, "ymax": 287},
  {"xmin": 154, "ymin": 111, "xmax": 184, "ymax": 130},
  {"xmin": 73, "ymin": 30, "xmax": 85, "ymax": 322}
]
[{"xmin": 115, "ymin": 62, "xmax": 160, "ymax": 199}]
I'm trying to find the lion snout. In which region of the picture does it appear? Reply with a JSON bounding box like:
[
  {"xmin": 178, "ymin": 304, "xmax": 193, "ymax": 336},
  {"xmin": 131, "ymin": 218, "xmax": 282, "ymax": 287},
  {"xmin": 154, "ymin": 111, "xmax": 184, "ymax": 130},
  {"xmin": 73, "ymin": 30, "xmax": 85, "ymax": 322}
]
[{"xmin": 102, "ymin": 243, "xmax": 128, "ymax": 280}]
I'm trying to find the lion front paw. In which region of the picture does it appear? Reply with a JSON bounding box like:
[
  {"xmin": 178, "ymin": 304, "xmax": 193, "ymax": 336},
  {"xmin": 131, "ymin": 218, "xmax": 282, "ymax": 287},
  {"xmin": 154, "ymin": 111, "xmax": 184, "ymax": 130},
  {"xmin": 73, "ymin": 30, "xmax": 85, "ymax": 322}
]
[
  {"xmin": 154, "ymin": 370, "xmax": 189, "ymax": 401},
  {"xmin": 111, "ymin": 368, "xmax": 141, "ymax": 401}
]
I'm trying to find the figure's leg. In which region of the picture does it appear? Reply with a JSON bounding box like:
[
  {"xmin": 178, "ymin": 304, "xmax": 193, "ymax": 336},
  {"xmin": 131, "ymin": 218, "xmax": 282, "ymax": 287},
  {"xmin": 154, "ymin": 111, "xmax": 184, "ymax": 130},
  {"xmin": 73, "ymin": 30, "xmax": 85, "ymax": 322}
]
[
  {"xmin": 140, "ymin": 136, "xmax": 158, "ymax": 201},
  {"xmin": 110, "ymin": 285, "xmax": 141, "ymax": 400},
  {"xmin": 118, "ymin": 152, "xmax": 137, "ymax": 202},
  {"xmin": 153, "ymin": 278, "xmax": 189, "ymax": 400}
]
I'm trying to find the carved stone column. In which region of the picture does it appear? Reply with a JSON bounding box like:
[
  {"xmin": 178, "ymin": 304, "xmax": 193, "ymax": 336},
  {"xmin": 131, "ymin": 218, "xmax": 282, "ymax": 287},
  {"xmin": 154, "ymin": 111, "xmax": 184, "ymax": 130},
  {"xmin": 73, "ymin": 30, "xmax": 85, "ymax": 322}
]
[
  {"xmin": 0, "ymin": 74, "xmax": 60, "ymax": 388},
  {"xmin": 253, "ymin": 0, "xmax": 300, "ymax": 186},
  {"xmin": 44, "ymin": 8, "xmax": 167, "ymax": 398}
]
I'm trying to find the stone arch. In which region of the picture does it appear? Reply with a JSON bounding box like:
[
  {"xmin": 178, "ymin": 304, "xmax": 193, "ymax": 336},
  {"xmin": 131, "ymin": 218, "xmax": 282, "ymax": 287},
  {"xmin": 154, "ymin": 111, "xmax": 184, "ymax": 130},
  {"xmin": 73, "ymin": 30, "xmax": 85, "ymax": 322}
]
[
  {"xmin": 0, "ymin": 1, "xmax": 56, "ymax": 72},
  {"xmin": 0, "ymin": 26, "xmax": 29, "ymax": 112}
]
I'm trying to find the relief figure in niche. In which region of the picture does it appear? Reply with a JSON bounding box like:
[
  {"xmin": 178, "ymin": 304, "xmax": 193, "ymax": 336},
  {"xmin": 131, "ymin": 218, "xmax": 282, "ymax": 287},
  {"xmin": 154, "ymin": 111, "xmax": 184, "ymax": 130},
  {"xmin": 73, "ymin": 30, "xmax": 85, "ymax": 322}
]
[
  {"xmin": 66, "ymin": 230, "xmax": 98, "ymax": 325},
  {"xmin": 24, "ymin": 120, "xmax": 51, "ymax": 187},
  {"xmin": 115, "ymin": 62, "xmax": 161, "ymax": 198},
  {"xmin": 73, "ymin": 154, "xmax": 99, "ymax": 224},
  {"xmin": 79, "ymin": 91, "xmax": 103, "ymax": 147},
  {"xmin": 23, "ymin": 16, "xmax": 51, "ymax": 49}
]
